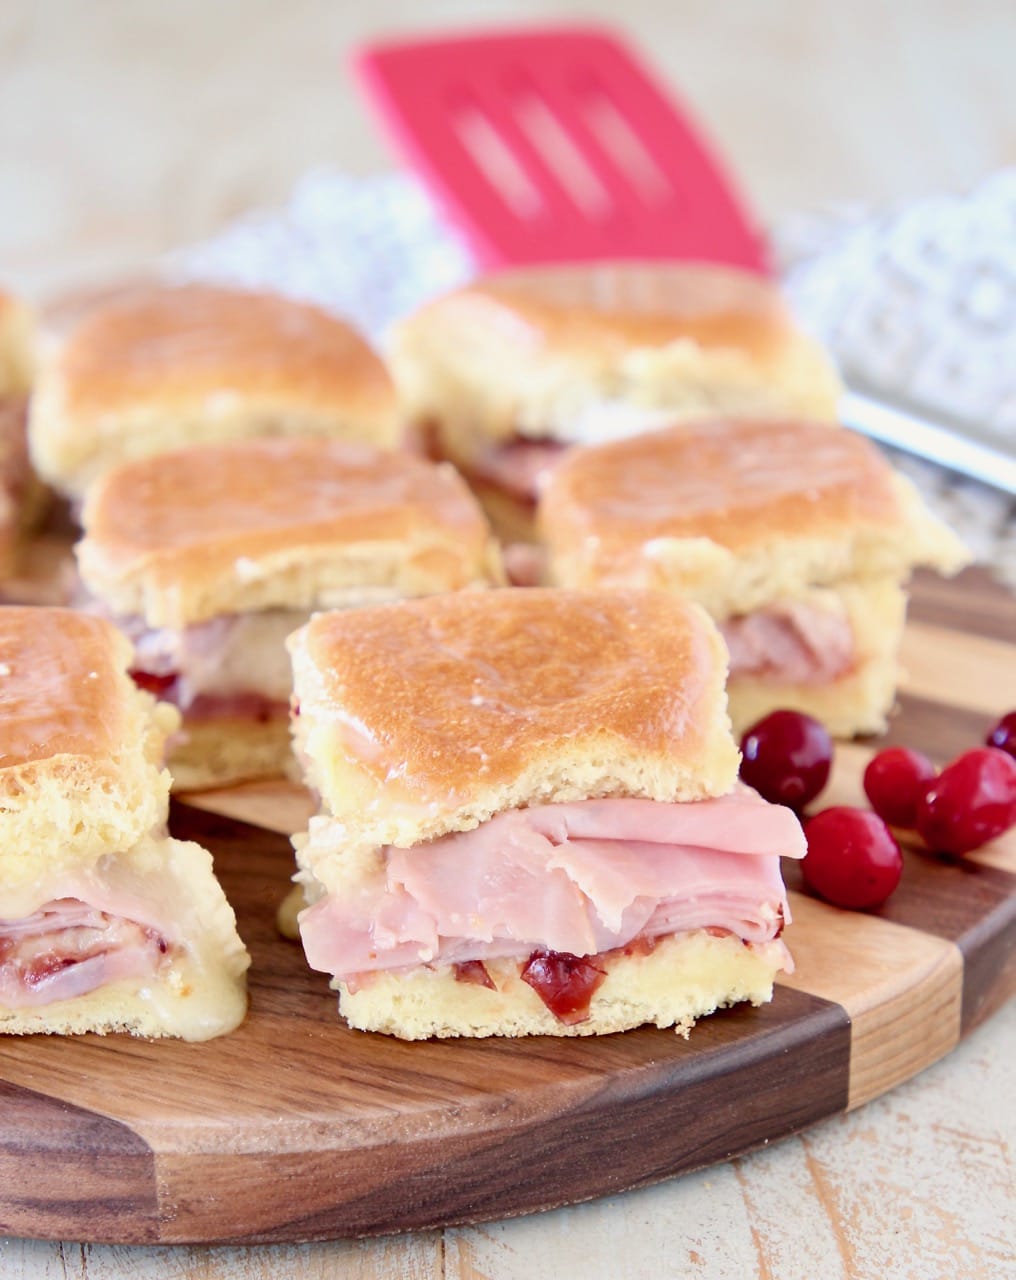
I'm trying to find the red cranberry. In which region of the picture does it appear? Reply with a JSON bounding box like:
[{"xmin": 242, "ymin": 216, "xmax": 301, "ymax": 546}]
[
  {"xmin": 915, "ymin": 747, "xmax": 1016, "ymax": 855},
  {"xmin": 863, "ymin": 747, "xmax": 937, "ymax": 828},
  {"xmin": 802, "ymin": 807, "xmax": 903, "ymax": 909},
  {"xmin": 129, "ymin": 668, "xmax": 179, "ymax": 700},
  {"xmin": 739, "ymin": 709, "xmax": 833, "ymax": 810},
  {"xmin": 986, "ymin": 711, "xmax": 1016, "ymax": 760}
]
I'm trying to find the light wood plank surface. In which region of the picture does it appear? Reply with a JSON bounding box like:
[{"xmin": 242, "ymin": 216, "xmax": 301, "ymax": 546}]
[
  {"xmin": 778, "ymin": 895, "xmax": 963, "ymax": 1112},
  {"xmin": 2, "ymin": 2, "xmax": 1015, "ymax": 1276}
]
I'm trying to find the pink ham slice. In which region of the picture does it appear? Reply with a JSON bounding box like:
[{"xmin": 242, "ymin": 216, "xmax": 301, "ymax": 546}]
[
  {"xmin": 0, "ymin": 899, "xmax": 170, "ymax": 1009},
  {"xmin": 720, "ymin": 602, "xmax": 855, "ymax": 684},
  {"xmin": 467, "ymin": 438, "xmax": 566, "ymax": 504},
  {"xmin": 300, "ymin": 790, "xmax": 804, "ymax": 982},
  {"xmin": 129, "ymin": 669, "xmax": 286, "ymax": 723},
  {"xmin": 182, "ymin": 691, "xmax": 287, "ymax": 723},
  {"xmin": 502, "ymin": 542, "xmax": 546, "ymax": 588}
]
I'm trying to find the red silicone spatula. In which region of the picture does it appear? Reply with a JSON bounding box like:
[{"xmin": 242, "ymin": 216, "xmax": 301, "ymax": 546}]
[{"xmin": 353, "ymin": 25, "xmax": 770, "ymax": 274}]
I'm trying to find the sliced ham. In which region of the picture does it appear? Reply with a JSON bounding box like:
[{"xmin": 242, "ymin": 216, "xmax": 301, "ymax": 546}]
[
  {"xmin": 126, "ymin": 608, "xmax": 308, "ymax": 708},
  {"xmin": 129, "ymin": 670, "xmax": 286, "ymax": 723},
  {"xmin": 467, "ymin": 438, "xmax": 566, "ymax": 504},
  {"xmin": 300, "ymin": 790, "xmax": 804, "ymax": 982},
  {"xmin": 173, "ymin": 690, "xmax": 287, "ymax": 724},
  {"xmin": 721, "ymin": 600, "xmax": 855, "ymax": 684},
  {"xmin": 460, "ymin": 403, "xmax": 680, "ymax": 505},
  {"xmin": 0, "ymin": 898, "xmax": 170, "ymax": 1009},
  {"xmin": 502, "ymin": 542, "xmax": 546, "ymax": 588},
  {"xmin": 79, "ymin": 604, "xmax": 305, "ymax": 722}
]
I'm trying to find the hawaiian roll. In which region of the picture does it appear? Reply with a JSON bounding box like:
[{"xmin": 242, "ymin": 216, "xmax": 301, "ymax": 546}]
[
  {"xmin": 287, "ymin": 589, "xmax": 806, "ymax": 1039},
  {"xmin": 28, "ymin": 283, "xmax": 399, "ymax": 500},
  {"xmin": 0, "ymin": 606, "xmax": 248, "ymax": 1039},
  {"xmin": 76, "ymin": 437, "xmax": 504, "ymax": 789},
  {"xmin": 539, "ymin": 419, "xmax": 971, "ymax": 736}
]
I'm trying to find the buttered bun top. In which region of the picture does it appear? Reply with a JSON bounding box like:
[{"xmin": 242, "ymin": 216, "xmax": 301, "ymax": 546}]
[
  {"xmin": 390, "ymin": 262, "xmax": 842, "ymax": 461},
  {"xmin": 0, "ymin": 607, "xmax": 141, "ymax": 772},
  {"xmin": 539, "ymin": 419, "xmax": 971, "ymax": 617},
  {"xmin": 288, "ymin": 588, "xmax": 740, "ymax": 858},
  {"xmin": 0, "ymin": 606, "xmax": 177, "ymax": 872},
  {"xmin": 28, "ymin": 283, "xmax": 400, "ymax": 498},
  {"xmin": 77, "ymin": 437, "xmax": 503, "ymax": 629}
]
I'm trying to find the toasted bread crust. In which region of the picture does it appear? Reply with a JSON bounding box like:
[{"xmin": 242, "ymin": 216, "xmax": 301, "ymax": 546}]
[
  {"xmin": 540, "ymin": 420, "xmax": 970, "ymax": 616},
  {"xmin": 77, "ymin": 437, "xmax": 504, "ymax": 627},
  {"xmin": 0, "ymin": 606, "xmax": 178, "ymax": 879},
  {"xmin": 390, "ymin": 263, "xmax": 841, "ymax": 462},
  {"xmin": 168, "ymin": 715, "xmax": 294, "ymax": 792},
  {"xmin": 28, "ymin": 284, "xmax": 399, "ymax": 497}
]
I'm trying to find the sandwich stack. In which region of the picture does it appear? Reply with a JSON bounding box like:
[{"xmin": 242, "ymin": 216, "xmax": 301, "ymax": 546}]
[
  {"xmin": 539, "ymin": 419, "xmax": 970, "ymax": 735},
  {"xmin": 0, "ymin": 606, "xmax": 248, "ymax": 1039},
  {"xmin": 286, "ymin": 587, "xmax": 807, "ymax": 1039}
]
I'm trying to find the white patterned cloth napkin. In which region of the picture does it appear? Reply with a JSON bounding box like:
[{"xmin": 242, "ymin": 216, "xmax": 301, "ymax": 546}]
[{"xmin": 171, "ymin": 168, "xmax": 1016, "ymax": 587}]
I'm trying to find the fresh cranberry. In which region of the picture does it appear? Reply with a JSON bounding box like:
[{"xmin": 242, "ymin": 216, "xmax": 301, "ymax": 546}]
[
  {"xmin": 986, "ymin": 711, "xmax": 1016, "ymax": 760},
  {"xmin": 863, "ymin": 747, "xmax": 937, "ymax": 828},
  {"xmin": 802, "ymin": 807, "xmax": 903, "ymax": 909},
  {"xmin": 915, "ymin": 747, "xmax": 1016, "ymax": 855},
  {"xmin": 739, "ymin": 709, "xmax": 833, "ymax": 810}
]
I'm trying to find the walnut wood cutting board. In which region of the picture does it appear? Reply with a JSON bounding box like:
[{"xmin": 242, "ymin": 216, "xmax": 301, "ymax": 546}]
[{"xmin": 0, "ymin": 567, "xmax": 1013, "ymax": 1246}]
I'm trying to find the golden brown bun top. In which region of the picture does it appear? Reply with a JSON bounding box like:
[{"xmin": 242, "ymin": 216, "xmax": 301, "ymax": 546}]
[
  {"xmin": 0, "ymin": 606, "xmax": 135, "ymax": 771},
  {"xmin": 82, "ymin": 437, "xmax": 490, "ymax": 555},
  {"xmin": 539, "ymin": 419, "xmax": 971, "ymax": 612},
  {"xmin": 544, "ymin": 419, "xmax": 903, "ymax": 552},
  {"xmin": 55, "ymin": 283, "xmax": 393, "ymax": 420},
  {"xmin": 390, "ymin": 262, "xmax": 842, "ymax": 457},
  {"xmin": 291, "ymin": 588, "xmax": 738, "ymax": 845},
  {"xmin": 406, "ymin": 262, "xmax": 794, "ymax": 360},
  {"xmin": 77, "ymin": 437, "xmax": 501, "ymax": 623}
]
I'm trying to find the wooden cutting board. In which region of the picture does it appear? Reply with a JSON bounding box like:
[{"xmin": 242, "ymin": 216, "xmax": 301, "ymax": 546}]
[{"xmin": 0, "ymin": 565, "xmax": 1013, "ymax": 1246}]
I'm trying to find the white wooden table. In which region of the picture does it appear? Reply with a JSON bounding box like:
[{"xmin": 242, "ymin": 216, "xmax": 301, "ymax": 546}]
[{"xmin": 1, "ymin": 3, "xmax": 1014, "ymax": 1275}]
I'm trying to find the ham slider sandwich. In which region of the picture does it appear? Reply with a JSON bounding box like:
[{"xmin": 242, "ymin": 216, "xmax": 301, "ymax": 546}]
[
  {"xmin": 0, "ymin": 606, "xmax": 248, "ymax": 1038},
  {"xmin": 539, "ymin": 420, "xmax": 970, "ymax": 737},
  {"xmin": 390, "ymin": 262, "xmax": 841, "ymax": 543},
  {"xmin": 28, "ymin": 283, "xmax": 399, "ymax": 502},
  {"xmin": 0, "ymin": 290, "xmax": 42, "ymax": 574},
  {"xmin": 76, "ymin": 436, "xmax": 504, "ymax": 790},
  {"xmin": 286, "ymin": 588, "xmax": 806, "ymax": 1039}
]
